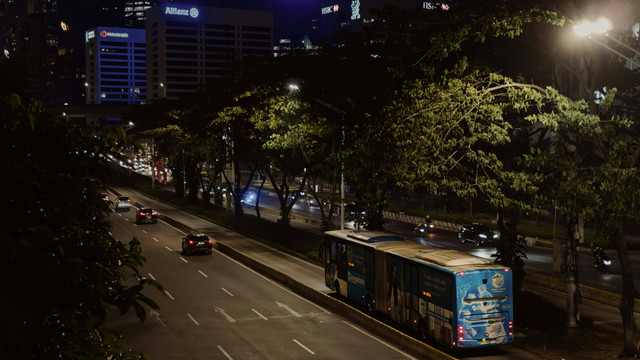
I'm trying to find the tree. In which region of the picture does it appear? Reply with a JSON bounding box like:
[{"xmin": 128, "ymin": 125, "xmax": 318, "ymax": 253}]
[
  {"xmin": 0, "ymin": 94, "xmax": 162, "ymax": 359},
  {"xmin": 526, "ymin": 87, "xmax": 640, "ymax": 356},
  {"xmin": 250, "ymin": 85, "xmax": 331, "ymax": 226}
]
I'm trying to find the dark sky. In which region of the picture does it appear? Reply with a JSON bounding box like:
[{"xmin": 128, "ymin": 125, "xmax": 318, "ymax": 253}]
[{"xmin": 272, "ymin": 0, "xmax": 318, "ymax": 42}]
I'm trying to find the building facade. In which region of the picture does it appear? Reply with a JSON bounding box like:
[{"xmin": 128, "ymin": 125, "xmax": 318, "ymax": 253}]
[
  {"xmin": 84, "ymin": 27, "xmax": 146, "ymax": 104},
  {"xmin": 318, "ymin": 0, "xmax": 451, "ymax": 43},
  {"xmin": 145, "ymin": 4, "xmax": 273, "ymax": 100}
]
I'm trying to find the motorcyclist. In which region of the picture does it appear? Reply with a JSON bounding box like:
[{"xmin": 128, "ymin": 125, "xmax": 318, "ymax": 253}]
[{"xmin": 129, "ymin": 235, "xmax": 141, "ymax": 253}]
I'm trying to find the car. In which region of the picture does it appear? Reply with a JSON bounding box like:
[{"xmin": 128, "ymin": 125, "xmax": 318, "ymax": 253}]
[
  {"xmin": 340, "ymin": 202, "xmax": 366, "ymax": 223},
  {"xmin": 115, "ymin": 196, "xmax": 131, "ymax": 211},
  {"xmin": 458, "ymin": 223, "xmax": 499, "ymax": 247},
  {"xmin": 181, "ymin": 233, "xmax": 213, "ymax": 255},
  {"xmin": 136, "ymin": 207, "xmax": 158, "ymax": 224}
]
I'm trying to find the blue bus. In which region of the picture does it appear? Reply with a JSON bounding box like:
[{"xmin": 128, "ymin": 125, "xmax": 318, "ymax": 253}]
[{"xmin": 323, "ymin": 230, "xmax": 514, "ymax": 349}]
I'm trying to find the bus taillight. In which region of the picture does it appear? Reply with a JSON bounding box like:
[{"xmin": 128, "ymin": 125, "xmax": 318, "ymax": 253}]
[
  {"xmin": 457, "ymin": 325, "xmax": 464, "ymax": 341},
  {"xmin": 508, "ymin": 321, "xmax": 514, "ymax": 336}
]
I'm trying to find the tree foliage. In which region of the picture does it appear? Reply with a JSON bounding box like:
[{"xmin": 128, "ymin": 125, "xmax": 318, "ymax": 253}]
[{"xmin": 0, "ymin": 94, "xmax": 162, "ymax": 359}]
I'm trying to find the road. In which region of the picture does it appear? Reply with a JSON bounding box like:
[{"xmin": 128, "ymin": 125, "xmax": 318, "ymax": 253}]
[
  {"xmin": 106, "ymin": 204, "xmax": 417, "ymax": 360},
  {"xmin": 105, "ymin": 185, "xmax": 581, "ymax": 360}
]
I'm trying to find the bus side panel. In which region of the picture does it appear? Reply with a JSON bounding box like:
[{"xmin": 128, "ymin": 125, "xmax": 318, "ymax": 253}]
[
  {"xmin": 375, "ymin": 248, "xmax": 389, "ymax": 316},
  {"xmin": 455, "ymin": 269, "xmax": 514, "ymax": 347},
  {"xmin": 418, "ymin": 266, "xmax": 455, "ymax": 347}
]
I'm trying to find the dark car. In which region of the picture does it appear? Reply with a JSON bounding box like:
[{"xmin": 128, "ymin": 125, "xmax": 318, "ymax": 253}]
[
  {"xmin": 136, "ymin": 207, "xmax": 158, "ymax": 224},
  {"xmin": 181, "ymin": 233, "xmax": 213, "ymax": 255},
  {"xmin": 341, "ymin": 203, "xmax": 366, "ymax": 223},
  {"xmin": 458, "ymin": 223, "xmax": 499, "ymax": 247}
]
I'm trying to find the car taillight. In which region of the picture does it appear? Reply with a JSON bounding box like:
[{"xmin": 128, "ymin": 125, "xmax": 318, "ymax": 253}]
[
  {"xmin": 151, "ymin": 211, "xmax": 157, "ymax": 215},
  {"xmin": 189, "ymin": 240, "xmax": 195, "ymax": 245},
  {"xmin": 138, "ymin": 211, "xmax": 144, "ymax": 216}
]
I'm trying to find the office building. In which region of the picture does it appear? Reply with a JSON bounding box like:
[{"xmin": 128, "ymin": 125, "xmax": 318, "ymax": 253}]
[
  {"xmin": 145, "ymin": 4, "xmax": 273, "ymax": 99},
  {"xmin": 318, "ymin": 0, "xmax": 451, "ymax": 43},
  {"xmin": 84, "ymin": 27, "xmax": 146, "ymax": 104}
]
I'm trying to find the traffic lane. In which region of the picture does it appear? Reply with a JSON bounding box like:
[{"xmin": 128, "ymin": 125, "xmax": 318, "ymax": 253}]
[
  {"xmin": 383, "ymin": 219, "xmax": 640, "ymax": 294},
  {"xmin": 109, "ymin": 211, "xmax": 417, "ymax": 360}
]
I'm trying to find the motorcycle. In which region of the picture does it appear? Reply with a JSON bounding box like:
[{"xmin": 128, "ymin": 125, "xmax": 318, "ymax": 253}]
[
  {"xmin": 593, "ymin": 248, "xmax": 611, "ymax": 273},
  {"xmin": 414, "ymin": 222, "xmax": 435, "ymax": 236}
]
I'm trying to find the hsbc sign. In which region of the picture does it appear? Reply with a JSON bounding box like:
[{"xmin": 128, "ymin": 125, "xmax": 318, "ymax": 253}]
[{"xmin": 321, "ymin": 4, "xmax": 339, "ymax": 15}]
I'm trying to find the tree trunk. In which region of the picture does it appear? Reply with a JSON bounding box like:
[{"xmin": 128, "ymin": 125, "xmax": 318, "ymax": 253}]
[
  {"xmin": 611, "ymin": 223, "xmax": 640, "ymax": 357},
  {"xmin": 254, "ymin": 175, "xmax": 266, "ymax": 220}
]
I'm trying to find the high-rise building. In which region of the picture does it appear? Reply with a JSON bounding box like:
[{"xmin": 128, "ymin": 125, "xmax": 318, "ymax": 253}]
[
  {"xmin": 84, "ymin": 27, "xmax": 146, "ymax": 104},
  {"xmin": 145, "ymin": 4, "xmax": 273, "ymax": 100},
  {"xmin": 318, "ymin": 0, "xmax": 451, "ymax": 43}
]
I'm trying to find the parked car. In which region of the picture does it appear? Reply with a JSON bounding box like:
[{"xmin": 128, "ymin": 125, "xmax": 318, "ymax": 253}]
[
  {"xmin": 181, "ymin": 233, "xmax": 213, "ymax": 255},
  {"xmin": 458, "ymin": 223, "xmax": 499, "ymax": 247},
  {"xmin": 136, "ymin": 207, "xmax": 158, "ymax": 224},
  {"xmin": 115, "ymin": 196, "xmax": 131, "ymax": 211}
]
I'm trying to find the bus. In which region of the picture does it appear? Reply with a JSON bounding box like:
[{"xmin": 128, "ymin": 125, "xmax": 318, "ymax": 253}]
[{"xmin": 323, "ymin": 230, "xmax": 514, "ymax": 349}]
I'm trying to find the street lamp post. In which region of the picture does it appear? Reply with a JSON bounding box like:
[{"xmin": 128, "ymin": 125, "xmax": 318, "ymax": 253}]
[
  {"xmin": 288, "ymin": 83, "xmax": 346, "ymax": 230},
  {"xmin": 573, "ymin": 17, "xmax": 640, "ymax": 68},
  {"xmin": 160, "ymin": 82, "xmax": 166, "ymax": 99}
]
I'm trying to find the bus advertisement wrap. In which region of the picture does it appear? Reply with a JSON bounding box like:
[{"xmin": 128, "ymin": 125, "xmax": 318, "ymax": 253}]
[{"xmin": 324, "ymin": 230, "xmax": 514, "ymax": 349}]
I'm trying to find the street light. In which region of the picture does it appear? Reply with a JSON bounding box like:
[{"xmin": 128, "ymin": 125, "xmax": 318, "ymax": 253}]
[
  {"xmin": 573, "ymin": 17, "xmax": 640, "ymax": 68},
  {"xmin": 160, "ymin": 82, "xmax": 166, "ymax": 98}
]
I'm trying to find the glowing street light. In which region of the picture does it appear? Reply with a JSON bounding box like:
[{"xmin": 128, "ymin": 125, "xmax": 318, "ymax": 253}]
[
  {"xmin": 572, "ymin": 17, "xmax": 612, "ymax": 37},
  {"xmin": 573, "ymin": 17, "xmax": 640, "ymax": 69}
]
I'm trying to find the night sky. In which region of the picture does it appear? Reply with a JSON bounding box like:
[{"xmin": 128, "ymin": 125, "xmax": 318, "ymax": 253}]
[{"xmin": 272, "ymin": 0, "xmax": 319, "ymax": 42}]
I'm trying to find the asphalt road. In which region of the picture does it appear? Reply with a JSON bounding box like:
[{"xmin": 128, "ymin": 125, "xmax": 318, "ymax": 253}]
[
  {"xmin": 105, "ymin": 185, "xmax": 576, "ymax": 360},
  {"xmin": 106, "ymin": 205, "xmax": 418, "ymax": 360}
]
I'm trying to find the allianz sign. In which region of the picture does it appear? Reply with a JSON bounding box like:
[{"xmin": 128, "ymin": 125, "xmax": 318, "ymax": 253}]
[{"xmin": 165, "ymin": 6, "xmax": 199, "ymax": 18}]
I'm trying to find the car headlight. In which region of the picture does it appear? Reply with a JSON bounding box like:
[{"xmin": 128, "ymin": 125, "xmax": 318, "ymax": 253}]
[
  {"xmin": 479, "ymin": 234, "xmax": 487, "ymax": 239},
  {"xmin": 493, "ymin": 234, "xmax": 498, "ymax": 238},
  {"xmin": 603, "ymin": 259, "xmax": 611, "ymax": 266}
]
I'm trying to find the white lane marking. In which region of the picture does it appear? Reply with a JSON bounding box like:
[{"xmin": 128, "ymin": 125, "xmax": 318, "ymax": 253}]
[
  {"xmin": 117, "ymin": 213, "xmax": 122, "ymax": 217},
  {"xmin": 141, "ymin": 230, "xmax": 147, "ymax": 234},
  {"xmin": 293, "ymin": 339, "xmax": 315, "ymax": 355},
  {"xmin": 153, "ymin": 237, "xmax": 159, "ymax": 242},
  {"xmin": 108, "ymin": 231, "xmax": 112, "ymax": 235},
  {"xmin": 213, "ymin": 306, "xmax": 236, "ymax": 323},
  {"xmin": 221, "ymin": 288, "xmax": 234, "ymax": 297},
  {"xmin": 217, "ymin": 345, "xmax": 233, "ymax": 360},
  {"xmin": 164, "ymin": 290, "xmax": 175, "ymax": 300},
  {"xmin": 342, "ymin": 321, "xmax": 417, "ymax": 359},
  {"xmin": 252, "ymin": 309, "xmax": 268, "ymax": 320},
  {"xmin": 187, "ymin": 313, "xmax": 199, "ymax": 325},
  {"xmin": 165, "ymin": 246, "xmax": 172, "ymax": 252},
  {"xmin": 147, "ymin": 273, "xmax": 156, "ymax": 280},
  {"xmin": 199, "ymin": 270, "xmax": 208, "ymax": 278},
  {"xmin": 216, "ymin": 250, "xmax": 331, "ymax": 315},
  {"xmin": 276, "ymin": 301, "xmax": 302, "ymax": 318},
  {"xmin": 180, "ymin": 257, "xmax": 188, "ymax": 263}
]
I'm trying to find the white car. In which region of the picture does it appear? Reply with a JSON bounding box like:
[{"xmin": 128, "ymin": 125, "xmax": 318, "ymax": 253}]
[{"xmin": 115, "ymin": 196, "xmax": 132, "ymax": 211}]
